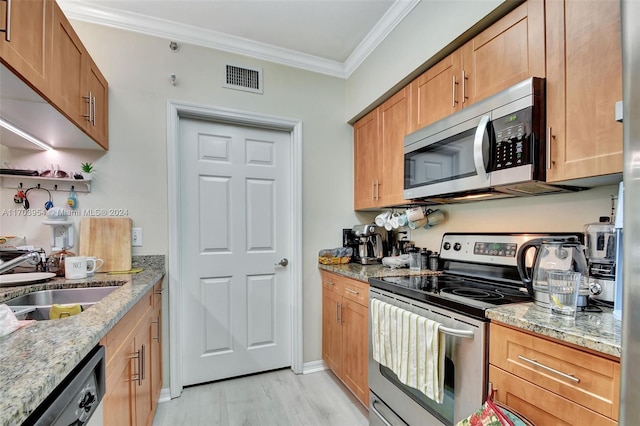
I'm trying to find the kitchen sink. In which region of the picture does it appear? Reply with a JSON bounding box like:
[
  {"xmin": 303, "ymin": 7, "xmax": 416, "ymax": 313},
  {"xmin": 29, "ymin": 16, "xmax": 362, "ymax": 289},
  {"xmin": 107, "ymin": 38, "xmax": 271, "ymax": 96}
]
[{"xmin": 6, "ymin": 286, "xmax": 122, "ymax": 320}]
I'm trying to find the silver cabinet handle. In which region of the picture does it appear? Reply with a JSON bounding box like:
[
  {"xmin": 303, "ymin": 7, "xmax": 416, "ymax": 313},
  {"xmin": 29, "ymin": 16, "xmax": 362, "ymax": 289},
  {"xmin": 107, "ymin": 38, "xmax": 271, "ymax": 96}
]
[
  {"xmin": 91, "ymin": 94, "xmax": 96, "ymax": 126},
  {"xmin": 275, "ymin": 258, "xmax": 288, "ymax": 267},
  {"xmin": 375, "ymin": 180, "xmax": 380, "ymax": 200},
  {"xmin": 83, "ymin": 91, "xmax": 93, "ymax": 122},
  {"xmin": 518, "ymin": 355, "xmax": 580, "ymax": 383},
  {"xmin": 452, "ymin": 75, "xmax": 458, "ymax": 108},
  {"xmin": 129, "ymin": 349, "xmax": 142, "ymax": 385},
  {"xmin": 462, "ymin": 70, "xmax": 467, "ymax": 104},
  {"xmin": 546, "ymin": 127, "xmax": 552, "ymax": 170},
  {"xmin": 155, "ymin": 287, "xmax": 164, "ymax": 295},
  {"xmin": 1, "ymin": 0, "xmax": 11, "ymax": 42},
  {"xmin": 152, "ymin": 317, "xmax": 160, "ymax": 341},
  {"xmin": 336, "ymin": 302, "xmax": 341, "ymax": 324},
  {"xmin": 371, "ymin": 399, "xmax": 393, "ymax": 426},
  {"xmin": 345, "ymin": 287, "xmax": 359, "ymax": 295},
  {"xmin": 140, "ymin": 344, "xmax": 145, "ymax": 382}
]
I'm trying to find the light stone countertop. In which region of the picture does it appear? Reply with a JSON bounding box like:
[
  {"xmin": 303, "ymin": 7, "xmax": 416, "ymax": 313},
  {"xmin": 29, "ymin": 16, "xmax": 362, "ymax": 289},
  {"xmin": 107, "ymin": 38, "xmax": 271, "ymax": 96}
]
[
  {"xmin": 0, "ymin": 256, "xmax": 165, "ymax": 426},
  {"xmin": 321, "ymin": 264, "xmax": 621, "ymax": 359},
  {"xmin": 486, "ymin": 303, "xmax": 621, "ymax": 358}
]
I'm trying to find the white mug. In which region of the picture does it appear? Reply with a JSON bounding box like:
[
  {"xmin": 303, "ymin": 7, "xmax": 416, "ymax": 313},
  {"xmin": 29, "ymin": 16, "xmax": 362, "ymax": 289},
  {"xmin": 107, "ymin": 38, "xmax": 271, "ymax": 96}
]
[
  {"xmin": 408, "ymin": 217, "xmax": 428, "ymax": 230},
  {"xmin": 375, "ymin": 211, "xmax": 392, "ymax": 227},
  {"xmin": 406, "ymin": 207, "xmax": 425, "ymax": 222},
  {"xmin": 426, "ymin": 209, "xmax": 445, "ymax": 227},
  {"xmin": 65, "ymin": 256, "xmax": 98, "ymax": 279},
  {"xmin": 85, "ymin": 256, "xmax": 104, "ymax": 276}
]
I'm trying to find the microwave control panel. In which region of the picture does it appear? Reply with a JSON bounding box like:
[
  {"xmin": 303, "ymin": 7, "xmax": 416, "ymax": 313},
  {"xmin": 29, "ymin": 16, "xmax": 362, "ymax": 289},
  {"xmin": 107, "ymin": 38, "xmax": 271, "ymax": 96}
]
[{"xmin": 492, "ymin": 107, "xmax": 533, "ymax": 170}]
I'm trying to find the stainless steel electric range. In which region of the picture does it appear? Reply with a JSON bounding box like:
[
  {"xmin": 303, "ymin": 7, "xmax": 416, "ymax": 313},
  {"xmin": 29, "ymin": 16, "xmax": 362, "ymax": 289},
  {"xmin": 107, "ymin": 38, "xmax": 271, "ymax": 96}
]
[{"xmin": 368, "ymin": 232, "xmax": 578, "ymax": 426}]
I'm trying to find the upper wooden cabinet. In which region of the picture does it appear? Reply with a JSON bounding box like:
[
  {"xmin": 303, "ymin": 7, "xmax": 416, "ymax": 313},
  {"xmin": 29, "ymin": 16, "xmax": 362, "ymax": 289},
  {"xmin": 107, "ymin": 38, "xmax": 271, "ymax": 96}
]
[
  {"xmin": 0, "ymin": 0, "xmax": 53, "ymax": 95},
  {"xmin": 354, "ymin": 88, "xmax": 410, "ymax": 210},
  {"xmin": 410, "ymin": 0, "xmax": 545, "ymax": 132},
  {"xmin": 50, "ymin": 1, "xmax": 108, "ymax": 150},
  {"xmin": 545, "ymin": 0, "xmax": 622, "ymax": 182},
  {"xmin": 0, "ymin": 0, "xmax": 108, "ymax": 150}
]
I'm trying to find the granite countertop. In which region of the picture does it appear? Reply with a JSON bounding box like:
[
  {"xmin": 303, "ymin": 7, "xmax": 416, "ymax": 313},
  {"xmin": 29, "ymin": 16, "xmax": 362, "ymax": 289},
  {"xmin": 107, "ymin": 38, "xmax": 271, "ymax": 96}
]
[
  {"xmin": 486, "ymin": 303, "xmax": 621, "ymax": 359},
  {"xmin": 318, "ymin": 262, "xmax": 441, "ymax": 282},
  {"xmin": 0, "ymin": 256, "xmax": 165, "ymax": 426}
]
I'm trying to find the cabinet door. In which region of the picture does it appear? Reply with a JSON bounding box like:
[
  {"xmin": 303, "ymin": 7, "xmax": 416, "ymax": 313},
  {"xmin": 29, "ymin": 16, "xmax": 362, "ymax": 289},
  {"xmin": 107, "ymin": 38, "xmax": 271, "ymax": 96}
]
[
  {"xmin": 545, "ymin": 0, "xmax": 622, "ymax": 182},
  {"xmin": 379, "ymin": 87, "xmax": 410, "ymax": 207},
  {"xmin": 85, "ymin": 56, "xmax": 109, "ymax": 149},
  {"xmin": 0, "ymin": 0, "xmax": 52, "ymax": 94},
  {"xmin": 322, "ymin": 288, "xmax": 343, "ymax": 376},
  {"xmin": 353, "ymin": 108, "xmax": 380, "ymax": 210},
  {"xmin": 150, "ymin": 304, "xmax": 162, "ymax": 413},
  {"xmin": 410, "ymin": 49, "xmax": 462, "ymax": 132},
  {"xmin": 134, "ymin": 317, "xmax": 154, "ymax": 426},
  {"xmin": 341, "ymin": 298, "xmax": 369, "ymax": 407},
  {"xmin": 50, "ymin": 2, "xmax": 86, "ymax": 127},
  {"xmin": 462, "ymin": 0, "xmax": 545, "ymax": 106},
  {"xmin": 103, "ymin": 338, "xmax": 136, "ymax": 426},
  {"xmin": 490, "ymin": 366, "xmax": 617, "ymax": 426}
]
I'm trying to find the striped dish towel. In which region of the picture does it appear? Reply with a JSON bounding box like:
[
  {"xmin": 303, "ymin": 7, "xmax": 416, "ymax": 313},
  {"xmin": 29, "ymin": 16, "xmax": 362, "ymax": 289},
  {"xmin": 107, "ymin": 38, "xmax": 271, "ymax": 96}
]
[{"xmin": 370, "ymin": 298, "xmax": 445, "ymax": 403}]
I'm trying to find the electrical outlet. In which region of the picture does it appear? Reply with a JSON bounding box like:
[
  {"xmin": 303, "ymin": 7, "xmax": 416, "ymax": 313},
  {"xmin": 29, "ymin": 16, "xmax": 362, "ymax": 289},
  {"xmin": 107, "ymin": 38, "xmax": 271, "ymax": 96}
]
[{"xmin": 132, "ymin": 228, "xmax": 143, "ymax": 247}]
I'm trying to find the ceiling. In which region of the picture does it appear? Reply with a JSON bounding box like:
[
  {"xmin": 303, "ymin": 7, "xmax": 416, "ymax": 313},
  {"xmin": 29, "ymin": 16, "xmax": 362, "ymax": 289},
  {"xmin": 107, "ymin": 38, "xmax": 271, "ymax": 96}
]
[{"xmin": 58, "ymin": 0, "xmax": 420, "ymax": 78}]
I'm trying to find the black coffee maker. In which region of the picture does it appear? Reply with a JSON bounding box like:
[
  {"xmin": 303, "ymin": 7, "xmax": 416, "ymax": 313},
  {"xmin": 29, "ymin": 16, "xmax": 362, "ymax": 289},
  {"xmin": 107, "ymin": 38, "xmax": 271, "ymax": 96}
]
[{"xmin": 343, "ymin": 228, "xmax": 360, "ymax": 263}]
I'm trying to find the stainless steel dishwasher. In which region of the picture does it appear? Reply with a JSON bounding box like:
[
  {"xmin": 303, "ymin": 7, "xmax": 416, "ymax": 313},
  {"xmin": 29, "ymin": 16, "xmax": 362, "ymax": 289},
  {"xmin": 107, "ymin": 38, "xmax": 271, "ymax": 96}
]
[{"xmin": 23, "ymin": 345, "xmax": 105, "ymax": 426}]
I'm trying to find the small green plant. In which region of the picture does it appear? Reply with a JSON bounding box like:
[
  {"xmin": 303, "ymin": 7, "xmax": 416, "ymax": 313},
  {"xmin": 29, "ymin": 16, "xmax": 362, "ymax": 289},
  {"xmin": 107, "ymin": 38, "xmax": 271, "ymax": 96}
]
[{"xmin": 81, "ymin": 162, "xmax": 94, "ymax": 173}]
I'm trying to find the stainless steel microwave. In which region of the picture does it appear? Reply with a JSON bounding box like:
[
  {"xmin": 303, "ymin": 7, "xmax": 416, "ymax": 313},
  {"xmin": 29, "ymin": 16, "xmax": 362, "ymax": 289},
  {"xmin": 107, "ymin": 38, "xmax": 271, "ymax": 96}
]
[{"xmin": 404, "ymin": 77, "xmax": 581, "ymax": 202}]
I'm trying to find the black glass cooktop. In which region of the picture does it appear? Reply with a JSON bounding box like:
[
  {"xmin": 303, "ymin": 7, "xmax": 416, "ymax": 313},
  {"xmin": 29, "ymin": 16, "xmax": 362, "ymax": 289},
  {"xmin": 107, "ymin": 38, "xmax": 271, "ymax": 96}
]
[{"xmin": 369, "ymin": 274, "xmax": 532, "ymax": 319}]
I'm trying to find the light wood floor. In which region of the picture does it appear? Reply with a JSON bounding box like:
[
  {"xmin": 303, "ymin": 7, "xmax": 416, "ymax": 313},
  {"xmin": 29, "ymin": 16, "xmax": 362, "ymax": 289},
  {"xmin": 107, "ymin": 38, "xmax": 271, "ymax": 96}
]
[{"xmin": 152, "ymin": 368, "xmax": 369, "ymax": 426}]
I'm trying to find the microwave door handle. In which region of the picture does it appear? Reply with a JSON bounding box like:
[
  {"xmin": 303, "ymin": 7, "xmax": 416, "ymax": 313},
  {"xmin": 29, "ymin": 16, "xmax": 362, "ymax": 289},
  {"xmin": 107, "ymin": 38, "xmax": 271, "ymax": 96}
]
[{"xmin": 473, "ymin": 115, "xmax": 490, "ymax": 181}]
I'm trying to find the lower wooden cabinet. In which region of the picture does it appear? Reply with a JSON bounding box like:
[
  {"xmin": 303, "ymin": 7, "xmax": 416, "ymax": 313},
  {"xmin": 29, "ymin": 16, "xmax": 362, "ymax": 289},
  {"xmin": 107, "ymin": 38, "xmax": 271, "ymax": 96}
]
[
  {"xmin": 101, "ymin": 280, "xmax": 163, "ymax": 426},
  {"xmin": 489, "ymin": 322, "xmax": 619, "ymax": 425},
  {"xmin": 321, "ymin": 271, "xmax": 369, "ymax": 407}
]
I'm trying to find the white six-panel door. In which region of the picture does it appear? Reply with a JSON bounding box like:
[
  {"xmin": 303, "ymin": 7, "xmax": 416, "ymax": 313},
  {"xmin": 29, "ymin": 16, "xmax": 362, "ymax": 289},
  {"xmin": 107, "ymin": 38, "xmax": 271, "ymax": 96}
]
[{"xmin": 179, "ymin": 117, "xmax": 292, "ymax": 386}]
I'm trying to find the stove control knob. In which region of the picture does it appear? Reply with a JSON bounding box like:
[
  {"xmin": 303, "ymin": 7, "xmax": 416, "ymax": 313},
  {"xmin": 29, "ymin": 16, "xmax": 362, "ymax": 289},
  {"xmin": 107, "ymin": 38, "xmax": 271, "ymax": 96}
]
[
  {"xmin": 590, "ymin": 281, "xmax": 603, "ymax": 296},
  {"xmin": 453, "ymin": 243, "xmax": 462, "ymax": 251},
  {"xmin": 443, "ymin": 242, "xmax": 451, "ymax": 251}
]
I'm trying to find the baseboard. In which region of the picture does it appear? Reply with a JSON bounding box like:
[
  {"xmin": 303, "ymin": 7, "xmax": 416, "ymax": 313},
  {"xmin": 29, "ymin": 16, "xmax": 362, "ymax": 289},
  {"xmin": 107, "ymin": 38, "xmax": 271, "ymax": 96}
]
[
  {"xmin": 302, "ymin": 359, "xmax": 328, "ymax": 374},
  {"xmin": 158, "ymin": 388, "xmax": 172, "ymax": 403}
]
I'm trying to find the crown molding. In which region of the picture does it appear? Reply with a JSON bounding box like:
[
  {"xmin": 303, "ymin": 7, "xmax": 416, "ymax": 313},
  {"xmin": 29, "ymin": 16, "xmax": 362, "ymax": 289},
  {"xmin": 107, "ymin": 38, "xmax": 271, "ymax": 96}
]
[{"xmin": 58, "ymin": 0, "xmax": 417, "ymax": 79}]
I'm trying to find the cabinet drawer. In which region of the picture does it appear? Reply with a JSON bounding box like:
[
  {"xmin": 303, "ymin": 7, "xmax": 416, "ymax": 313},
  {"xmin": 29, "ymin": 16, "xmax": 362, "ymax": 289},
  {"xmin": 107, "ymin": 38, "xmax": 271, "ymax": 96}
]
[
  {"xmin": 321, "ymin": 271, "xmax": 344, "ymax": 295},
  {"xmin": 342, "ymin": 278, "xmax": 369, "ymax": 307},
  {"xmin": 490, "ymin": 365, "xmax": 617, "ymax": 425},
  {"xmin": 490, "ymin": 323, "xmax": 619, "ymax": 420}
]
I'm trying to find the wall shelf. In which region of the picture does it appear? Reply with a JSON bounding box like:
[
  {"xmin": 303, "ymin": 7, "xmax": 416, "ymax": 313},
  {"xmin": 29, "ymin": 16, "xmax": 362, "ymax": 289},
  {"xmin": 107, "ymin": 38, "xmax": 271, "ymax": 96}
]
[{"xmin": 0, "ymin": 174, "xmax": 92, "ymax": 193}]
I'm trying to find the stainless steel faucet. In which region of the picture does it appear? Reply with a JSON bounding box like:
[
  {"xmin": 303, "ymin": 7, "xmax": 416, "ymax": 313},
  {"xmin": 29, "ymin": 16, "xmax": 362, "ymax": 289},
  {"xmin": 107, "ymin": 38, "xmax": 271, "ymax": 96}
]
[{"xmin": 0, "ymin": 251, "xmax": 42, "ymax": 274}]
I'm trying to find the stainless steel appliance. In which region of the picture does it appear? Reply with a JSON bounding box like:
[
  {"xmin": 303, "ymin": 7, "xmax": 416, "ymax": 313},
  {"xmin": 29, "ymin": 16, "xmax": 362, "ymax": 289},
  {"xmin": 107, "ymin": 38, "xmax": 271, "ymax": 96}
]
[
  {"xmin": 24, "ymin": 345, "xmax": 105, "ymax": 425},
  {"xmin": 584, "ymin": 219, "xmax": 617, "ymax": 303},
  {"xmin": 353, "ymin": 224, "xmax": 384, "ymax": 265},
  {"xmin": 620, "ymin": 3, "xmax": 640, "ymax": 421},
  {"xmin": 369, "ymin": 233, "xmax": 559, "ymax": 425},
  {"xmin": 403, "ymin": 77, "xmax": 583, "ymax": 203}
]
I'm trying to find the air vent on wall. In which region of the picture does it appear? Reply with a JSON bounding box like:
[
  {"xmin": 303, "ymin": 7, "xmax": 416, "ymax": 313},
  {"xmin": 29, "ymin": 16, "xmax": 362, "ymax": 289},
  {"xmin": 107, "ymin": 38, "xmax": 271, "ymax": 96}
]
[{"xmin": 223, "ymin": 64, "xmax": 263, "ymax": 94}]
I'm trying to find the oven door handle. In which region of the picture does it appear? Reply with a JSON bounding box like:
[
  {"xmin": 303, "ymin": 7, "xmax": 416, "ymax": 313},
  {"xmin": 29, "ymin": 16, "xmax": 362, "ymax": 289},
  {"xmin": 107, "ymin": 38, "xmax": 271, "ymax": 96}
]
[
  {"xmin": 370, "ymin": 398, "xmax": 394, "ymax": 426},
  {"xmin": 438, "ymin": 325, "xmax": 474, "ymax": 339}
]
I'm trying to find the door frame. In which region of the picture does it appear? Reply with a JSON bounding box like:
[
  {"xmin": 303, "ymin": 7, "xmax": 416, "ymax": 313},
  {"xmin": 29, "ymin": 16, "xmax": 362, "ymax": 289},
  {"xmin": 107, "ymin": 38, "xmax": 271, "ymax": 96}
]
[{"xmin": 166, "ymin": 100, "xmax": 303, "ymax": 398}]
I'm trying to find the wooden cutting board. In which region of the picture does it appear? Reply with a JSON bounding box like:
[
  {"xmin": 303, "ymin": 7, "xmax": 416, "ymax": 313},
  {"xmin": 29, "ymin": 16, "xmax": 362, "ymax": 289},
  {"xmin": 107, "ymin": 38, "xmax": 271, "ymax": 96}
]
[{"xmin": 79, "ymin": 218, "xmax": 132, "ymax": 272}]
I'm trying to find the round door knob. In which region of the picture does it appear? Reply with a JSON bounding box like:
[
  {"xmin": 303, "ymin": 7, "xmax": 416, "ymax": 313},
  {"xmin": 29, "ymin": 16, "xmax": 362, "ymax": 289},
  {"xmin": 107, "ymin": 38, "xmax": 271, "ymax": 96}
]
[{"xmin": 275, "ymin": 258, "xmax": 289, "ymax": 267}]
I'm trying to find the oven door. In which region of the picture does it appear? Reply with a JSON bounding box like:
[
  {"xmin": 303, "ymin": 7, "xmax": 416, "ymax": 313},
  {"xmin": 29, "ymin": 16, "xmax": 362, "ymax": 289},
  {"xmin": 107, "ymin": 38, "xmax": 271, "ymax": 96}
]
[
  {"xmin": 404, "ymin": 114, "xmax": 492, "ymax": 200},
  {"xmin": 368, "ymin": 288, "xmax": 487, "ymax": 426}
]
